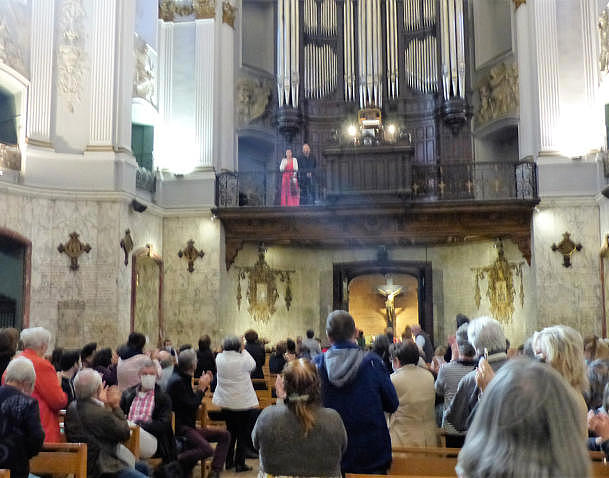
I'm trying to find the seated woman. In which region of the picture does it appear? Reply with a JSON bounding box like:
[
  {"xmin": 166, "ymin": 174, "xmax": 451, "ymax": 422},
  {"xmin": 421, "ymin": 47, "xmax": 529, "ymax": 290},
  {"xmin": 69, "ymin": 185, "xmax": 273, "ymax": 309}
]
[
  {"xmin": 388, "ymin": 341, "xmax": 439, "ymax": 447},
  {"xmin": 269, "ymin": 341, "xmax": 287, "ymax": 374},
  {"xmin": 457, "ymin": 359, "xmax": 590, "ymax": 478},
  {"xmin": 252, "ymin": 359, "xmax": 346, "ymax": 478}
]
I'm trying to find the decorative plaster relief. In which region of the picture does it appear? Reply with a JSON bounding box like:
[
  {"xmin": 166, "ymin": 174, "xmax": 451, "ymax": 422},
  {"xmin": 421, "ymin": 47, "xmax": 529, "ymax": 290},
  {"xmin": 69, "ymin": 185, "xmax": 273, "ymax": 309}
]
[
  {"xmin": 600, "ymin": 7, "xmax": 609, "ymax": 75},
  {"xmin": 159, "ymin": 0, "xmax": 215, "ymax": 22},
  {"xmin": 222, "ymin": 1, "xmax": 237, "ymax": 28},
  {"xmin": 236, "ymin": 77, "xmax": 271, "ymax": 127},
  {"xmin": 56, "ymin": 0, "xmax": 87, "ymax": 113},
  {"xmin": 133, "ymin": 34, "xmax": 157, "ymax": 106},
  {"xmin": 475, "ymin": 62, "xmax": 519, "ymax": 126},
  {"xmin": 0, "ymin": 1, "xmax": 30, "ymax": 78},
  {"xmin": 0, "ymin": 19, "xmax": 27, "ymax": 77}
]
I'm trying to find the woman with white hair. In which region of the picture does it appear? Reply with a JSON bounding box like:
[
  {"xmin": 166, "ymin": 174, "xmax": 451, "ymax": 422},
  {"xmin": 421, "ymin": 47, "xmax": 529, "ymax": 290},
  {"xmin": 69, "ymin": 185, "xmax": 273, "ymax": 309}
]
[
  {"xmin": 456, "ymin": 359, "xmax": 591, "ymax": 478},
  {"xmin": 0, "ymin": 357, "xmax": 45, "ymax": 478},
  {"xmin": 18, "ymin": 327, "xmax": 67, "ymax": 442}
]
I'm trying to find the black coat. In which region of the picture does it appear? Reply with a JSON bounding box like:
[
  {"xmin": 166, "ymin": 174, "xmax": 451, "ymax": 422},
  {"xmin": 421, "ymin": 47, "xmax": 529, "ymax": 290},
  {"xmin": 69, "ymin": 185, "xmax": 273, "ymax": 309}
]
[
  {"xmin": 166, "ymin": 368, "xmax": 204, "ymax": 434},
  {"xmin": 120, "ymin": 384, "xmax": 177, "ymax": 463},
  {"xmin": 195, "ymin": 348, "xmax": 216, "ymax": 378},
  {"xmin": 245, "ymin": 342, "xmax": 266, "ymax": 379},
  {"xmin": 0, "ymin": 385, "xmax": 45, "ymax": 478}
]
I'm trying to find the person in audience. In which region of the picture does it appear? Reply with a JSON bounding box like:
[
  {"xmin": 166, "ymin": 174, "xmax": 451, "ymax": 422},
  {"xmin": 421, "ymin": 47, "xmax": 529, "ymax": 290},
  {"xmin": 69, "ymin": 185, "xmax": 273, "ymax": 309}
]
[
  {"xmin": 118, "ymin": 332, "xmax": 160, "ymax": 391},
  {"xmin": 457, "ymin": 359, "xmax": 591, "ymax": 478},
  {"xmin": 372, "ymin": 334, "xmax": 392, "ymax": 374},
  {"xmin": 586, "ymin": 359, "xmax": 609, "ymax": 410},
  {"xmin": 65, "ymin": 368, "xmax": 149, "ymax": 478},
  {"xmin": 444, "ymin": 313, "xmax": 470, "ymax": 363},
  {"xmin": 300, "ymin": 329, "xmax": 322, "ymax": 359},
  {"xmin": 92, "ymin": 347, "xmax": 118, "ymax": 386},
  {"xmin": 244, "ymin": 329, "xmax": 265, "ymax": 380},
  {"xmin": 0, "ymin": 357, "xmax": 45, "ymax": 478},
  {"xmin": 120, "ymin": 359, "xmax": 176, "ymax": 465},
  {"xmin": 285, "ymin": 338, "xmax": 297, "ymax": 361},
  {"xmin": 59, "ymin": 349, "xmax": 81, "ymax": 404},
  {"xmin": 163, "ymin": 338, "xmax": 178, "ymax": 362},
  {"xmin": 411, "ymin": 324, "xmax": 434, "ymax": 364},
  {"xmin": 252, "ymin": 359, "xmax": 347, "ymax": 477},
  {"xmin": 157, "ymin": 350, "xmax": 174, "ymax": 391},
  {"xmin": 435, "ymin": 322, "xmax": 476, "ymax": 447},
  {"xmin": 534, "ymin": 325, "xmax": 588, "ymax": 435},
  {"xmin": 431, "ymin": 345, "xmax": 447, "ymax": 374},
  {"xmin": 388, "ymin": 341, "xmax": 439, "ymax": 447},
  {"xmin": 167, "ymin": 348, "xmax": 230, "ymax": 478},
  {"xmin": 16, "ymin": 327, "xmax": 67, "ymax": 442},
  {"xmin": 356, "ymin": 329, "xmax": 366, "ymax": 348},
  {"xmin": 179, "ymin": 344, "xmax": 193, "ymax": 354},
  {"xmin": 195, "ymin": 335, "xmax": 216, "ymax": 378},
  {"xmin": 445, "ymin": 316, "xmax": 507, "ymax": 433},
  {"xmin": 314, "ymin": 310, "xmax": 398, "ymax": 474},
  {"xmin": 213, "ymin": 336, "xmax": 258, "ymax": 472},
  {"xmin": 51, "ymin": 347, "xmax": 64, "ymax": 371},
  {"xmin": 269, "ymin": 341, "xmax": 287, "ymax": 374},
  {"xmin": 0, "ymin": 327, "xmax": 19, "ymax": 377},
  {"xmin": 401, "ymin": 325, "xmax": 413, "ymax": 342},
  {"xmin": 585, "ymin": 335, "xmax": 609, "ymax": 364},
  {"xmin": 80, "ymin": 342, "xmax": 97, "ymax": 368}
]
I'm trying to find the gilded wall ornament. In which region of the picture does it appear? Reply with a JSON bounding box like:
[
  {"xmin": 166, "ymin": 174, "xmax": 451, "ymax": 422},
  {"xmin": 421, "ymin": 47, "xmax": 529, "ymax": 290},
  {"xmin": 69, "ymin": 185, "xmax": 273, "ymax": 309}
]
[
  {"xmin": 235, "ymin": 246, "xmax": 294, "ymax": 322},
  {"xmin": 194, "ymin": 0, "xmax": 216, "ymax": 19},
  {"xmin": 472, "ymin": 242, "xmax": 524, "ymax": 323},
  {"xmin": 476, "ymin": 62, "xmax": 519, "ymax": 126},
  {"xmin": 512, "ymin": 0, "xmax": 526, "ymax": 9},
  {"xmin": 56, "ymin": 0, "xmax": 87, "ymax": 113},
  {"xmin": 552, "ymin": 232, "xmax": 582, "ymax": 268},
  {"xmin": 159, "ymin": 0, "xmax": 177, "ymax": 21},
  {"xmin": 120, "ymin": 229, "xmax": 134, "ymax": 266},
  {"xmin": 58, "ymin": 232, "xmax": 91, "ymax": 271},
  {"xmin": 178, "ymin": 240, "xmax": 205, "ymax": 272},
  {"xmin": 222, "ymin": 1, "xmax": 237, "ymax": 29}
]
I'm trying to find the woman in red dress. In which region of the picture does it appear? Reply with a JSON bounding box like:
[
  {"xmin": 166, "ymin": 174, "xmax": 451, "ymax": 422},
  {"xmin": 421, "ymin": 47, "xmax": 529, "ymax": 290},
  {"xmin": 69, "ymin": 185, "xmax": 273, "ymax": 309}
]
[{"xmin": 280, "ymin": 148, "xmax": 300, "ymax": 206}]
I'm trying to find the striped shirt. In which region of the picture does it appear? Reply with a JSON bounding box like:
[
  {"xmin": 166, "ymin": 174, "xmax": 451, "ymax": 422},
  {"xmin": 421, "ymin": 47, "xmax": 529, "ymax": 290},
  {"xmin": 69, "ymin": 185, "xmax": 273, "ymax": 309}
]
[
  {"xmin": 435, "ymin": 359, "xmax": 476, "ymax": 434},
  {"xmin": 128, "ymin": 389, "xmax": 155, "ymax": 423}
]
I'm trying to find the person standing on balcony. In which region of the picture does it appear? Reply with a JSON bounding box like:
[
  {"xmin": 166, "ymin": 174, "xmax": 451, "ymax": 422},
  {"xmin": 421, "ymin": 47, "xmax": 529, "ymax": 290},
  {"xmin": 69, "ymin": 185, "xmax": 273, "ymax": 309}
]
[
  {"xmin": 280, "ymin": 148, "xmax": 299, "ymax": 207},
  {"xmin": 299, "ymin": 143, "xmax": 317, "ymax": 205}
]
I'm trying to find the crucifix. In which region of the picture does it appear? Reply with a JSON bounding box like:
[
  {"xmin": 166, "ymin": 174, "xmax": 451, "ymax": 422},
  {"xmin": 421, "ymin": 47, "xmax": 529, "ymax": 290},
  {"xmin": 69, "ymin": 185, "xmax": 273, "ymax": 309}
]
[{"xmin": 377, "ymin": 275, "xmax": 403, "ymax": 330}]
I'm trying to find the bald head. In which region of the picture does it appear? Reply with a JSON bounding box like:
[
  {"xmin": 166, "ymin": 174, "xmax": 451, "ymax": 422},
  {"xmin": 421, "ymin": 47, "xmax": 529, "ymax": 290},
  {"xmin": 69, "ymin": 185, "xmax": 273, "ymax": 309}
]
[{"xmin": 157, "ymin": 350, "xmax": 173, "ymax": 369}]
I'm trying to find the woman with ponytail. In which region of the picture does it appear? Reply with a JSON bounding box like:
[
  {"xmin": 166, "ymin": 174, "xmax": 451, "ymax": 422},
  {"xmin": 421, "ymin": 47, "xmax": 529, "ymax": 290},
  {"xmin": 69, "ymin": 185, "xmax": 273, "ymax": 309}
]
[{"xmin": 252, "ymin": 358, "xmax": 347, "ymax": 478}]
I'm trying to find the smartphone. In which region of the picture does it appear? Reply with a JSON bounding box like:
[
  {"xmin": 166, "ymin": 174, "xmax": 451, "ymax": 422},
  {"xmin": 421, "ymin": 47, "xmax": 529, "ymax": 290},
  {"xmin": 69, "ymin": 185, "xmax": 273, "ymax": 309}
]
[{"xmin": 484, "ymin": 347, "xmax": 489, "ymax": 360}]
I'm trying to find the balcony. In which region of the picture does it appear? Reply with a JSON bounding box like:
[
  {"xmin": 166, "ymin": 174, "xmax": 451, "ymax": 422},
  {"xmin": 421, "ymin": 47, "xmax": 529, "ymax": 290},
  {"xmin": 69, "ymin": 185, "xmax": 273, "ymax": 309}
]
[{"xmin": 213, "ymin": 161, "xmax": 538, "ymax": 269}]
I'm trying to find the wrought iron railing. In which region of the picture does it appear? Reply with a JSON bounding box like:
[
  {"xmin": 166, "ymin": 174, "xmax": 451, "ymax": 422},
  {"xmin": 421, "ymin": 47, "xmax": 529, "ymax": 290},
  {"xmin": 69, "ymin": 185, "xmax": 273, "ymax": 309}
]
[{"xmin": 215, "ymin": 161, "xmax": 538, "ymax": 207}]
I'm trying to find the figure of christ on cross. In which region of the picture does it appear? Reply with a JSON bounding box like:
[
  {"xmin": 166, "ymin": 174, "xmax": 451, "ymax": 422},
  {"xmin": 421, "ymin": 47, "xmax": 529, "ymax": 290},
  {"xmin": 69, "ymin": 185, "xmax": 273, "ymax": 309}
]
[{"xmin": 377, "ymin": 276, "xmax": 403, "ymax": 331}]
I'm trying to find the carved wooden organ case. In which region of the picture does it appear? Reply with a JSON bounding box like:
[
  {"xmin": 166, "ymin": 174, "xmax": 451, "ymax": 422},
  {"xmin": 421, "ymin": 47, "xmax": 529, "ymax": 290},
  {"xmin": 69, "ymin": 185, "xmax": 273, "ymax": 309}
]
[{"xmin": 275, "ymin": 0, "xmax": 473, "ymax": 166}]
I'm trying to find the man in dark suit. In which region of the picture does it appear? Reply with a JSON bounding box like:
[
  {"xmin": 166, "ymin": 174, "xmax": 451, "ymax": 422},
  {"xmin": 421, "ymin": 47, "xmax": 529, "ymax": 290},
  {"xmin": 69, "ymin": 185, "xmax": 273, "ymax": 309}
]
[{"xmin": 299, "ymin": 143, "xmax": 317, "ymax": 205}]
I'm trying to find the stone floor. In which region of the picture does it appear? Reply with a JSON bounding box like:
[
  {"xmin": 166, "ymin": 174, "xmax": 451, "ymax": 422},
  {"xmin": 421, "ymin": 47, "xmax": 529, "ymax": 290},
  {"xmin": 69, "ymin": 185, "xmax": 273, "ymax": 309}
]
[{"xmin": 193, "ymin": 457, "xmax": 260, "ymax": 478}]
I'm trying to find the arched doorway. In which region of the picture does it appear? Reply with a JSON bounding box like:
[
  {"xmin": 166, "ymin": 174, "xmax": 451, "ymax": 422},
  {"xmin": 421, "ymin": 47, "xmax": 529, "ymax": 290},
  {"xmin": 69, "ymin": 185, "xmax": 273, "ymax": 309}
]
[
  {"xmin": 333, "ymin": 260, "xmax": 433, "ymax": 340},
  {"xmin": 0, "ymin": 228, "xmax": 31, "ymax": 329},
  {"xmin": 130, "ymin": 246, "xmax": 163, "ymax": 347}
]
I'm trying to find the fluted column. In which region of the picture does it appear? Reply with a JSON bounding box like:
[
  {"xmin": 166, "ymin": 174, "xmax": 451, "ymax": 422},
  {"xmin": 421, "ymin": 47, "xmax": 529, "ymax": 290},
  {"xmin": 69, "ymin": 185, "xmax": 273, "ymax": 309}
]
[
  {"xmin": 195, "ymin": 19, "xmax": 215, "ymax": 168},
  {"xmin": 217, "ymin": 2, "xmax": 237, "ymax": 171},
  {"xmin": 532, "ymin": 0, "xmax": 560, "ymax": 154},
  {"xmin": 27, "ymin": 0, "xmax": 55, "ymax": 146},
  {"xmin": 88, "ymin": 0, "xmax": 118, "ymax": 148}
]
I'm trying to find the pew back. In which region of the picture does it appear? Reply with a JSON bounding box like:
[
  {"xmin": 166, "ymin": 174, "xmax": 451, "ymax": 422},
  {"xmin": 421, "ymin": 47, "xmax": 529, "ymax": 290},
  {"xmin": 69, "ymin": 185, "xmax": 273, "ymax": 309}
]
[
  {"xmin": 390, "ymin": 447, "xmax": 458, "ymax": 477},
  {"xmin": 29, "ymin": 442, "xmax": 87, "ymax": 478}
]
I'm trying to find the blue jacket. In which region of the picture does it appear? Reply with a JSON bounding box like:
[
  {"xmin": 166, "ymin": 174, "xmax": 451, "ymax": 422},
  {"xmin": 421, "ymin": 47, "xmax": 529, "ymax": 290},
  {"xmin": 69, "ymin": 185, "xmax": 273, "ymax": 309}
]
[{"xmin": 314, "ymin": 342, "xmax": 399, "ymax": 473}]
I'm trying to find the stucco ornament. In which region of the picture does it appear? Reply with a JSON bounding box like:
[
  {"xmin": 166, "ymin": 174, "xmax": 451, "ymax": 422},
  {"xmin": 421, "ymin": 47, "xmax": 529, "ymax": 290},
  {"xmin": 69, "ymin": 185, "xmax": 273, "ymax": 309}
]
[
  {"xmin": 57, "ymin": 0, "xmax": 87, "ymax": 112},
  {"xmin": 236, "ymin": 77, "xmax": 271, "ymax": 126},
  {"xmin": 475, "ymin": 62, "xmax": 519, "ymax": 126},
  {"xmin": 600, "ymin": 7, "xmax": 609, "ymax": 75},
  {"xmin": 194, "ymin": 0, "xmax": 215, "ymax": 19},
  {"xmin": 133, "ymin": 34, "xmax": 156, "ymax": 106},
  {"xmin": 0, "ymin": 18, "xmax": 27, "ymax": 77}
]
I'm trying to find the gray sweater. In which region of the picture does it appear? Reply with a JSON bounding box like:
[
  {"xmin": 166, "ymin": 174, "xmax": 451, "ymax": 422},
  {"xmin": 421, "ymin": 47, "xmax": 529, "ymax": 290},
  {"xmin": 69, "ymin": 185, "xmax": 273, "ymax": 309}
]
[{"xmin": 252, "ymin": 403, "xmax": 347, "ymax": 476}]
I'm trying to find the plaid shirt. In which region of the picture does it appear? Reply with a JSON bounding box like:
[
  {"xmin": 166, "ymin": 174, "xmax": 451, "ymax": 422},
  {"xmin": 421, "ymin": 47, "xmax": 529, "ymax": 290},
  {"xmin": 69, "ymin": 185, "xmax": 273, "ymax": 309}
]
[{"xmin": 128, "ymin": 388, "xmax": 155, "ymax": 423}]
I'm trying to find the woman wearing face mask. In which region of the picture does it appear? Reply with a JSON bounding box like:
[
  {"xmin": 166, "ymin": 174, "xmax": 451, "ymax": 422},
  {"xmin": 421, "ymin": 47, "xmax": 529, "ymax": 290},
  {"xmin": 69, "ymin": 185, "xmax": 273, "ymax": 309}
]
[
  {"xmin": 120, "ymin": 359, "xmax": 177, "ymax": 464},
  {"xmin": 388, "ymin": 340, "xmax": 440, "ymax": 447}
]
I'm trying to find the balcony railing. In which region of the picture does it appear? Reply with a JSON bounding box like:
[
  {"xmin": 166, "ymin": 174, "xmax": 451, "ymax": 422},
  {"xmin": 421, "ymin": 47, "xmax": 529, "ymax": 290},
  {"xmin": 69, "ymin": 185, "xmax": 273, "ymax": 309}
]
[{"xmin": 216, "ymin": 161, "xmax": 538, "ymax": 208}]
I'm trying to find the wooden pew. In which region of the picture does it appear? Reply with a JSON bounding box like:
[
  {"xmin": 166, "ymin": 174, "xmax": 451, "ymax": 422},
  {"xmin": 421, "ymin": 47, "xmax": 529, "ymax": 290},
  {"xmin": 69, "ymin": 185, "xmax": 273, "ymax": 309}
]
[
  {"xmin": 390, "ymin": 447, "xmax": 458, "ymax": 477},
  {"xmin": 593, "ymin": 461, "xmax": 609, "ymax": 478},
  {"xmin": 0, "ymin": 470, "xmax": 9, "ymax": 478},
  {"xmin": 124, "ymin": 424, "xmax": 141, "ymax": 458},
  {"xmin": 350, "ymin": 475, "xmax": 455, "ymax": 478},
  {"xmin": 29, "ymin": 442, "xmax": 87, "ymax": 478},
  {"xmin": 252, "ymin": 379, "xmax": 273, "ymax": 408}
]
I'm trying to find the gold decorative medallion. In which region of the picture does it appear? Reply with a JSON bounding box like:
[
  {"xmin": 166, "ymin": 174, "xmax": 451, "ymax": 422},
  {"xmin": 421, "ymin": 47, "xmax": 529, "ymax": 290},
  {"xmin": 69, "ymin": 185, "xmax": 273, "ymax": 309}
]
[
  {"xmin": 178, "ymin": 240, "xmax": 205, "ymax": 272},
  {"xmin": 552, "ymin": 232, "xmax": 582, "ymax": 268},
  {"xmin": 58, "ymin": 232, "xmax": 91, "ymax": 271}
]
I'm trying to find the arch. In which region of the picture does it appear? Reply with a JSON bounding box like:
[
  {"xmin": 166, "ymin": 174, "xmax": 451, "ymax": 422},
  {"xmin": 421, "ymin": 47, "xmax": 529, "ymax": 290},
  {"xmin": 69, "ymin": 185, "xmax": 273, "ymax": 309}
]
[
  {"xmin": 0, "ymin": 226, "xmax": 31, "ymax": 328},
  {"xmin": 130, "ymin": 245, "xmax": 164, "ymax": 347}
]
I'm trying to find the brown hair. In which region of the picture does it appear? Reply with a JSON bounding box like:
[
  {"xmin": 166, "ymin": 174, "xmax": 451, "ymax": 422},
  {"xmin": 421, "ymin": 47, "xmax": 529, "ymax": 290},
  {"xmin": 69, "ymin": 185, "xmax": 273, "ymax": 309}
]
[
  {"xmin": 282, "ymin": 359, "xmax": 321, "ymax": 436},
  {"xmin": 244, "ymin": 329, "xmax": 258, "ymax": 343}
]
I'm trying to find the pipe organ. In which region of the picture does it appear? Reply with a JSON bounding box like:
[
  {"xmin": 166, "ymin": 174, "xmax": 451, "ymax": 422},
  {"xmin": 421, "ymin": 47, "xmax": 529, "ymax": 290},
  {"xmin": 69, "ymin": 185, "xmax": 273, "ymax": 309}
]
[{"xmin": 277, "ymin": 0, "xmax": 300, "ymax": 108}]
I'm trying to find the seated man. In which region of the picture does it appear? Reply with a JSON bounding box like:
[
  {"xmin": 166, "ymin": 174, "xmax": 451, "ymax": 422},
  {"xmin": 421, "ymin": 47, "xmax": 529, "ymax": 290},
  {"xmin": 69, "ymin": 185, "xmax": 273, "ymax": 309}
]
[
  {"xmin": 157, "ymin": 350, "xmax": 174, "ymax": 392},
  {"xmin": 120, "ymin": 359, "xmax": 177, "ymax": 464},
  {"xmin": 167, "ymin": 348, "xmax": 230, "ymax": 478},
  {"xmin": 65, "ymin": 368, "xmax": 149, "ymax": 478},
  {"xmin": 0, "ymin": 357, "xmax": 45, "ymax": 478}
]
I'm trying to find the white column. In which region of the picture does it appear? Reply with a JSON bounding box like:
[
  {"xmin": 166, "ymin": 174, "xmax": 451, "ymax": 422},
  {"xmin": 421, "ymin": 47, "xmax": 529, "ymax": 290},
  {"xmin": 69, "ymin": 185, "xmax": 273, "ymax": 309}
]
[
  {"xmin": 532, "ymin": 0, "xmax": 561, "ymax": 154},
  {"xmin": 157, "ymin": 20, "xmax": 174, "ymax": 169},
  {"xmin": 195, "ymin": 19, "xmax": 215, "ymax": 168},
  {"xmin": 217, "ymin": 6, "xmax": 236, "ymax": 171},
  {"xmin": 88, "ymin": 0, "xmax": 118, "ymax": 148},
  {"xmin": 514, "ymin": 2, "xmax": 538, "ymax": 160},
  {"xmin": 27, "ymin": 0, "xmax": 55, "ymax": 145}
]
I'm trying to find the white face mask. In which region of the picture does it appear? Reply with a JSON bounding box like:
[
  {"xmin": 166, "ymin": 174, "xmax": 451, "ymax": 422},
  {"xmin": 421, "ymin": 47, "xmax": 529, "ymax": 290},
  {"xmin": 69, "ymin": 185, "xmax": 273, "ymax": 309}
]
[{"xmin": 140, "ymin": 374, "xmax": 156, "ymax": 390}]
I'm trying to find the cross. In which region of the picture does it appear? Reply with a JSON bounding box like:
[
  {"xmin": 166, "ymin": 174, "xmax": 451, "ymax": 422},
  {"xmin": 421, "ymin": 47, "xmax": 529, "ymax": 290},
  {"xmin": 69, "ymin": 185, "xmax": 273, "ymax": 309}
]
[{"xmin": 58, "ymin": 232, "xmax": 91, "ymax": 271}]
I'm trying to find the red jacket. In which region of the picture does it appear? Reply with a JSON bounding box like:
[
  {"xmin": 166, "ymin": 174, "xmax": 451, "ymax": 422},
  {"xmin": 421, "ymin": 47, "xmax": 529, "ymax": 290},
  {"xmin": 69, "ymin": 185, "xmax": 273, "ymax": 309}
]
[{"xmin": 20, "ymin": 349, "xmax": 67, "ymax": 442}]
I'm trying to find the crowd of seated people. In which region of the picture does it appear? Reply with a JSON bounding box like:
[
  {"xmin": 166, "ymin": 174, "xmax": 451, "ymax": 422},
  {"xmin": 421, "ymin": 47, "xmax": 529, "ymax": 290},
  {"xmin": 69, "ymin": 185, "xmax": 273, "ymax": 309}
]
[{"xmin": 5, "ymin": 311, "xmax": 609, "ymax": 478}]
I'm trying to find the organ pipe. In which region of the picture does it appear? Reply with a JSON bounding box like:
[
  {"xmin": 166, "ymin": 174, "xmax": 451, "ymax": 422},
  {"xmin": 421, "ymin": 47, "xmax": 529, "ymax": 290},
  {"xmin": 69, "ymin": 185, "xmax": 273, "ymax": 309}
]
[
  {"xmin": 357, "ymin": 0, "xmax": 382, "ymax": 108},
  {"xmin": 439, "ymin": 0, "xmax": 465, "ymax": 100},
  {"xmin": 277, "ymin": 0, "xmax": 300, "ymax": 107}
]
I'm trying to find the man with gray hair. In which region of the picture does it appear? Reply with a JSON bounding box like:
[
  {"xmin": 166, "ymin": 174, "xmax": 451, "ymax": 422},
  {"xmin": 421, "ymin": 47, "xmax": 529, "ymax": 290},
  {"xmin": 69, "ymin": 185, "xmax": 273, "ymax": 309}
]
[
  {"xmin": 65, "ymin": 368, "xmax": 148, "ymax": 478},
  {"xmin": 444, "ymin": 316, "xmax": 508, "ymax": 433},
  {"xmin": 157, "ymin": 350, "xmax": 174, "ymax": 392},
  {"xmin": 0, "ymin": 357, "xmax": 45, "ymax": 478}
]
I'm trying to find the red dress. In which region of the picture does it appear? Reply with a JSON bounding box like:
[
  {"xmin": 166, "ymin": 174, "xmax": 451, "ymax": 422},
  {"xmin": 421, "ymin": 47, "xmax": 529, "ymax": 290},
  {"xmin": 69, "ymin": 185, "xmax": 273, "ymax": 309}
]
[{"xmin": 280, "ymin": 158, "xmax": 300, "ymax": 206}]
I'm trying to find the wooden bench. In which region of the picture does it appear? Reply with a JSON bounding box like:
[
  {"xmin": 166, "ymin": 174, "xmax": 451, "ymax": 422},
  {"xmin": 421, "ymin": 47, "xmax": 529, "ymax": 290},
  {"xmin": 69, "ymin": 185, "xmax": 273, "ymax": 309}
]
[
  {"xmin": 252, "ymin": 379, "xmax": 273, "ymax": 408},
  {"xmin": 29, "ymin": 442, "xmax": 87, "ymax": 478},
  {"xmin": 350, "ymin": 474, "xmax": 455, "ymax": 478},
  {"xmin": 390, "ymin": 447, "xmax": 459, "ymax": 477},
  {"xmin": 593, "ymin": 461, "xmax": 609, "ymax": 477},
  {"xmin": 0, "ymin": 470, "xmax": 9, "ymax": 478},
  {"xmin": 124, "ymin": 423, "xmax": 141, "ymax": 458}
]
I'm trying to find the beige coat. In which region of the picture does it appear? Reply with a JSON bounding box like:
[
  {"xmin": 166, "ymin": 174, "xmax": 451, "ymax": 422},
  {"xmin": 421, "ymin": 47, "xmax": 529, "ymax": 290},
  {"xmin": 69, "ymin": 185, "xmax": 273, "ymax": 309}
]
[{"xmin": 389, "ymin": 364, "xmax": 440, "ymax": 447}]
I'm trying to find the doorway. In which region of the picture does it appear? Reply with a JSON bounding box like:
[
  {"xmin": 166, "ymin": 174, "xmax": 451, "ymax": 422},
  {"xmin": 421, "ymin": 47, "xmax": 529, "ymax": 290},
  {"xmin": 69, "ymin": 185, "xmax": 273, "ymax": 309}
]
[
  {"xmin": 130, "ymin": 247, "xmax": 163, "ymax": 347},
  {"xmin": 333, "ymin": 260, "xmax": 433, "ymax": 340},
  {"xmin": 0, "ymin": 228, "xmax": 31, "ymax": 329}
]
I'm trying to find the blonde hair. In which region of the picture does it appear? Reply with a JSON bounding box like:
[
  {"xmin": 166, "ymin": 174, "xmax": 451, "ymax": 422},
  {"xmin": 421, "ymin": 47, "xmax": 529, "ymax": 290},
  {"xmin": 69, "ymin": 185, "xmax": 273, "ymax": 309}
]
[
  {"xmin": 282, "ymin": 359, "xmax": 321, "ymax": 437},
  {"xmin": 535, "ymin": 325, "xmax": 588, "ymax": 392}
]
